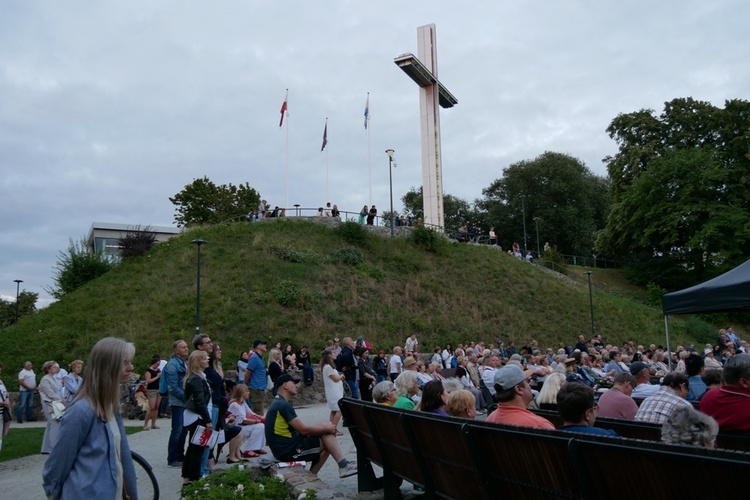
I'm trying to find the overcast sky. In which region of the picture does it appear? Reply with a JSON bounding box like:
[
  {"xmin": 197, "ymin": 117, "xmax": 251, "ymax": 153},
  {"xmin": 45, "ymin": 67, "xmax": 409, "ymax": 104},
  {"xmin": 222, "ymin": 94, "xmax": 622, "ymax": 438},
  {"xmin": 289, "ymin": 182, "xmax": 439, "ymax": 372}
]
[{"xmin": 2, "ymin": 1, "xmax": 748, "ymax": 306}]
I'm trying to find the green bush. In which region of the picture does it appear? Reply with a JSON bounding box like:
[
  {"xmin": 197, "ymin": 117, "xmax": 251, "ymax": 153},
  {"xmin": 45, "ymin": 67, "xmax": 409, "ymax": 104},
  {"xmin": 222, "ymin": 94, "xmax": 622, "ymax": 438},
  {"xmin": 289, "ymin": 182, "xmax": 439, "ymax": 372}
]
[
  {"xmin": 180, "ymin": 464, "xmax": 294, "ymax": 499},
  {"xmin": 409, "ymin": 226, "xmax": 448, "ymax": 255},
  {"xmin": 273, "ymin": 281, "xmax": 314, "ymax": 309},
  {"xmin": 271, "ymin": 246, "xmax": 326, "ymax": 264},
  {"xmin": 356, "ymin": 263, "xmax": 384, "ymax": 281},
  {"xmin": 334, "ymin": 221, "xmax": 371, "ymax": 248},
  {"xmin": 47, "ymin": 237, "xmax": 117, "ymax": 299},
  {"xmin": 646, "ymin": 282, "xmax": 667, "ymax": 306},
  {"xmin": 330, "ymin": 247, "xmax": 363, "ymax": 266}
]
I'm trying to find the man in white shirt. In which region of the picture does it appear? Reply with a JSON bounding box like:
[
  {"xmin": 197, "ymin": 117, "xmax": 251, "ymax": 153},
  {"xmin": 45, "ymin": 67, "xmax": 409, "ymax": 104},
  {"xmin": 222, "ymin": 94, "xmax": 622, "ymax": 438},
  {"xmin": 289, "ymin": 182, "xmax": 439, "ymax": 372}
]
[
  {"xmin": 389, "ymin": 347, "xmax": 403, "ymax": 382},
  {"xmin": 482, "ymin": 355, "xmax": 501, "ymax": 396},
  {"xmin": 404, "ymin": 334, "xmax": 418, "ymax": 355},
  {"xmin": 630, "ymin": 361, "xmax": 659, "ymax": 399},
  {"xmin": 17, "ymin": 361, "xmax": 37, "ymax": 423}
]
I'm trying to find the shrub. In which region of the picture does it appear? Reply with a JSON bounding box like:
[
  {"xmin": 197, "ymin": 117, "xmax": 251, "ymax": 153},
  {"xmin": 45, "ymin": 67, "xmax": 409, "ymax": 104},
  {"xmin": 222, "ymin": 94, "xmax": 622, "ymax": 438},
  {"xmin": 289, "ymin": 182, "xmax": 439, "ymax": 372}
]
[
  {"xmin": 272, "ymin": 246, "xmax": 326, "ymax": 264},
  {"xmin": 356, "ymin": 263, "xmax": 384, "ymax": 281},
  {"xmin": 330, "ymin": 247, "xmax": 363, "ymax": 266},
  {"xmin": 409, "ymin": 226, "xmax": 448, "ymax": 255},
  {"xmin": 118, "ymin": 225, "xmax": 157, "ymax": 258},
  {"xmin": 273, "ymin": 281, "xmax": 314, "ymax": 309},
  {"xmin": 46, "ymin": 237, "xmax": 117, "ymax": 299},
  {"xmin": 180, "ymin": 464, "xmax": 292, "ymax": 499},
  {"xmin": 334, "ymin": 221, "xmax": 371, "ymax": 248}
]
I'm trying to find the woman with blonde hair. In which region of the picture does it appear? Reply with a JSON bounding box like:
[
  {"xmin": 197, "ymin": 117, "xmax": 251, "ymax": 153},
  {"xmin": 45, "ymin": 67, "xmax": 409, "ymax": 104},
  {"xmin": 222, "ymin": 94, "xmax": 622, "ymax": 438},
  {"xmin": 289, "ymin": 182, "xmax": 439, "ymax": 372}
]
[
  {"xmin": 39, "ymin": 360, "xmax": 64, "ymax": 453},
  {"xmin": 447, "ymin": 389, "xmax": 477, "ymax": 419},
  {"xmin": 393, "ymin": 371, "xmax": 420, "ymax": 410},
  {"xmin": 43, "ymin": 338, "xmax": 137, "ymax": 499},
  {"xmin": 228, "ymin": 384, "xmax": 266, "ymax": 460},
  {"xmin": 63, "ymin": 359, "xmax": 83, "ymax": 400},
  {"xmin": 181, "ymin": 350, "xmax": 213, "ymax": 487},
  {"xmin": 535, "ymin": 366, "xmax": 566, "ymax": 410},
  {"xmin": 268, "ymin": 348, "xmax": 284, "ymax": 396}
]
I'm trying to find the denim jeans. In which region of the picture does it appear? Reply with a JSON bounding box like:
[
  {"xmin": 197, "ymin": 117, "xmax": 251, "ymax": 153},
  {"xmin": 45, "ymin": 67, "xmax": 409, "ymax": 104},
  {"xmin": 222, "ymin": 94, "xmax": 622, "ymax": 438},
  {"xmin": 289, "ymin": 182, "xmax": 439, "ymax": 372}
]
[
  {"xmin": 17, "ymin": 390, "xmax": 34, "ymax": 422},
  {"xmin": 346, "ymin": 379, "xmax": 360, "ymax": 399},
  {"xmin": 168, "ymin": 405, "xmax": 187, "ymax": 463}
]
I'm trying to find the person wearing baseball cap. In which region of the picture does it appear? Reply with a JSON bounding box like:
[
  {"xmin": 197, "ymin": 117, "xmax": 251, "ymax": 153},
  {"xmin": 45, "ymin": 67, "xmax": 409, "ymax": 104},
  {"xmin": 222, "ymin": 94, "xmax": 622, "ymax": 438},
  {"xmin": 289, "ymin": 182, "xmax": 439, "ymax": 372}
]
[
  {"xmin": 630, "ymin": 361, "xmax": 659, "ymax": 399},
  {"xmin": 265, "ymin": 372, "xmax": 357, "ymax": 478},
  {"xmin": 485, "ymin": 364, "xmax": 555, "ymax": 429},
  {"xmin": 244, "ymin": 340, "xmax": 268, "ymax": 414}
]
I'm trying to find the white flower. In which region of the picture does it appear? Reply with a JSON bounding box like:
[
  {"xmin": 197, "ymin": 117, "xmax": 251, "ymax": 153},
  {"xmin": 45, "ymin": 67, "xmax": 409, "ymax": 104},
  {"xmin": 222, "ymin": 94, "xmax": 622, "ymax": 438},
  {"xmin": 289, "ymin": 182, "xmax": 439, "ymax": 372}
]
[
  {"xmin": 237, "ymin": 464, "xmax": 244, "ymax": 471},
  {"xmin": 237, "ymin": 484, "xmax": 245, "ymax": 491},
  {"xmin": 258, "ymin": 484, "xmax": 265, "ymax": 491}
]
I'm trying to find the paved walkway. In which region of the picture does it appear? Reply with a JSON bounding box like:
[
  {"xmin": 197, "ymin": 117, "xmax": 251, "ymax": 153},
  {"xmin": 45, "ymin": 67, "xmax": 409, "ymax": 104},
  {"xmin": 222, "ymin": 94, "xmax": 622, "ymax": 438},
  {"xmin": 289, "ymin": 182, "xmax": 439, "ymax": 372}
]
[{"xmin": 0, "ymin": 403, "xmax": 398, "ymax": 499}]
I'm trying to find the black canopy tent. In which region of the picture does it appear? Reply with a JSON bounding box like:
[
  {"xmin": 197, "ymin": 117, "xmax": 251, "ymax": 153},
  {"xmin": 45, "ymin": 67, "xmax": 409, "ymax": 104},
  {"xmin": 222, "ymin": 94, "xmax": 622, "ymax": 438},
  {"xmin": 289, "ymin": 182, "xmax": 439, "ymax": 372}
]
[{"xmin": 661, "ymin": 258, "xmax": 750, "ymax": 359}]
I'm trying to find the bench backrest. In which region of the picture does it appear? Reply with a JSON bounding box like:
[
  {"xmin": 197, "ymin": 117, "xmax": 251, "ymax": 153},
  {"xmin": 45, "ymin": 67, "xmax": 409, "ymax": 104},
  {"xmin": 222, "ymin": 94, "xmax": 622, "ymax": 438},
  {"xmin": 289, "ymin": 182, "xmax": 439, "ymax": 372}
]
[
  {"xmin": 463, "ymin": 420, "xmax": 584, "ymax": 499},
  {"xmin": 400, "ymin": 411, "xmax": 488, "ymax": 500},
  {"xmin": 363, "ymin": 401, "xmax": 427, "ymax": 489},
  {"xmin": 569, "ymin": 436, "xmax": 750, "ymax": 498}
]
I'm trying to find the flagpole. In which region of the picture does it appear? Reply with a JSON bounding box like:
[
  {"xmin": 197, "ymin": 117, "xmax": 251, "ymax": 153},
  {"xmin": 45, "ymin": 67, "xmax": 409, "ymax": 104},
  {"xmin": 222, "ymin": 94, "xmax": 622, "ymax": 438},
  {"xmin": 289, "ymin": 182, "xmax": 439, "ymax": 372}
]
[{"xmin": 367, "ymin": 93, "xmax": 372, "ymax": 205}]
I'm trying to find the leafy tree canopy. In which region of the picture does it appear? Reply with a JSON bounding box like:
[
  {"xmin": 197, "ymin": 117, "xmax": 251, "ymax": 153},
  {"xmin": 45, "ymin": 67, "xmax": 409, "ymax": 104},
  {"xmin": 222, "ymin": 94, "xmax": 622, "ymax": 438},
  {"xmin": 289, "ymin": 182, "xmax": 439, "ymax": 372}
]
[
  {"xmin": 169, "ymin": 176, "xmax": 261, "ymax": 227},
  {"xmin": 477, "ymin": 151, "xmax": 609, "ymax": 256},
  {"xmin": 401, "ymin": 187, "xmax": 475, "ymax": 231},
  {"xmin": 596, "ymin": 97, "xmax": 750, "ymax": 288},
  {"xmin": 0, "ymin": 290, "xmax": 38, "ymax": 328},
  {"xmin": 47, "ymin": 237, "xmax": 117, "ymax": 300}
]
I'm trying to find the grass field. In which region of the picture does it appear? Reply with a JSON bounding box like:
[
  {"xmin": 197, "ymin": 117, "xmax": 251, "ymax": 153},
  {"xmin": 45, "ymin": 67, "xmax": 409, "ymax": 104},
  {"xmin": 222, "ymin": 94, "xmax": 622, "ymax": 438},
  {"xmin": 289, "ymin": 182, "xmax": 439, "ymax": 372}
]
[{"xmin": 0, "ymin": 427, "xmax": 141, "ymax": 462}]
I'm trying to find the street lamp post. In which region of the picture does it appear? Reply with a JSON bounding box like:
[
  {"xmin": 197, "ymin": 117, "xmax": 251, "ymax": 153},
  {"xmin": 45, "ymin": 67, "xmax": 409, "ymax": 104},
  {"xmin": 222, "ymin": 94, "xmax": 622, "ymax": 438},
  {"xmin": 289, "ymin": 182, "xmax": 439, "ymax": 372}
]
[
  {"xmin": 584, "ymin": 271, "xmax": 595, "ymax": 336},
  {"xmin": 521, "ymin": 195, "xmax": 528, "ymax": 255},
  {"xmin": 13, "ymin": 279, "xmax": 23, "ymax": 323},
  {"xmin": 191, "ymin": 240, "xmax": 207, "ymax": 333},
  {"xmin": 533, "ymin": 217, "xmax": 541, "ymax": 258},
  {"xmin": 385, "ymin": 149, "xmax": 396, "ymax": 237}
]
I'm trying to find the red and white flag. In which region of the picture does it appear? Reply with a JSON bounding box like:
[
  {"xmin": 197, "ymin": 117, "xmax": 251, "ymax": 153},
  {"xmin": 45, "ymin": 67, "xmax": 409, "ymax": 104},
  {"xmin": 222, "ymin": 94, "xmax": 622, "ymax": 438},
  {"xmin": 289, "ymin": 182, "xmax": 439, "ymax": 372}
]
[{"xmin": 279, "ymin": 89, "xmax": 288, "ymax": 127}]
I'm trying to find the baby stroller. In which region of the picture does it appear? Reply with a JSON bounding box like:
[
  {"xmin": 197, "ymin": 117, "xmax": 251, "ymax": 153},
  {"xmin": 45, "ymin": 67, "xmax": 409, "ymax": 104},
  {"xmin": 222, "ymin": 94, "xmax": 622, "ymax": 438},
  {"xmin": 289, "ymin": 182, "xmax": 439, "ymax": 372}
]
[{"xmin": 124, "ymin": 380, "xmax": 149, "ymax": 420}]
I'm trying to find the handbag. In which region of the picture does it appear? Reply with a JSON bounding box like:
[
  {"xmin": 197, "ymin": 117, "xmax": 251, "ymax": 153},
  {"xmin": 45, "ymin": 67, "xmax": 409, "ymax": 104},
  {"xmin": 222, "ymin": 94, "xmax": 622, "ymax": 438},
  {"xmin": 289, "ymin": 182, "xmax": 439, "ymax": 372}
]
[
  {"xmin": 50, "ymin": 401, "xmax": 66, "ymax": 421},
  {"xmin": 267, "ymin": 375, "xmax": 274, "ymax": 391},
  {"xmin": 2, "ymin": 407, "xmax": 10, "ymax": 423},
  {"xmin": 190, "ymin": 424, "xmax": 220, "ymax": 448}
]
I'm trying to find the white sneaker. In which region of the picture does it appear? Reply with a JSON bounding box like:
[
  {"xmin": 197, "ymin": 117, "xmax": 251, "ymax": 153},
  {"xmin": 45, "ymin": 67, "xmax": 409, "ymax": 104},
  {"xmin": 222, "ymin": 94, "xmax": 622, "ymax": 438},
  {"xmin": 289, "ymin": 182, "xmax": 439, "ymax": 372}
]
[{"xmin": 339, "ymin": 461, "xmax": 358, "ymax": 478}]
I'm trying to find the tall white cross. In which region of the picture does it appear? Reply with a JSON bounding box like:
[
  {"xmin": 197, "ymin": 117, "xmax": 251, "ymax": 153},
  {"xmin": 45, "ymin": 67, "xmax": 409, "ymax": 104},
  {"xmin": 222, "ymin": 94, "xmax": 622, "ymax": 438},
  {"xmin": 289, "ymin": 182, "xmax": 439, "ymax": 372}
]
[{"xmin": 395, "ymin": 24, "xmax": 457, "ymax": 231}]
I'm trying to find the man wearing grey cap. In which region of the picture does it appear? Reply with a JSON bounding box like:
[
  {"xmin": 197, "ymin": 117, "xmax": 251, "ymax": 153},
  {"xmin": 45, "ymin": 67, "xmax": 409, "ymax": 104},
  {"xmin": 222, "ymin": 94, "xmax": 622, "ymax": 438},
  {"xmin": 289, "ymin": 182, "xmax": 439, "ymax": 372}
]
[
  {"xmin": 630, "ymin": 361, "xmax": 659, "ymax": 398},
  {"xmin": 486, "ymin": 364, "xmax": 555, "ymax": 429}
]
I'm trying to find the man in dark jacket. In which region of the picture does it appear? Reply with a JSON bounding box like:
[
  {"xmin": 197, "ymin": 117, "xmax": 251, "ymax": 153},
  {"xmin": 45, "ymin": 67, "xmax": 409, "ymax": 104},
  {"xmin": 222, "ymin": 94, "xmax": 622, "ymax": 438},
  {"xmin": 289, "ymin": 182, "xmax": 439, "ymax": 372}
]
[{"xmin": 337, "ymin": 337, "xmax": 359, "ymax": 399}]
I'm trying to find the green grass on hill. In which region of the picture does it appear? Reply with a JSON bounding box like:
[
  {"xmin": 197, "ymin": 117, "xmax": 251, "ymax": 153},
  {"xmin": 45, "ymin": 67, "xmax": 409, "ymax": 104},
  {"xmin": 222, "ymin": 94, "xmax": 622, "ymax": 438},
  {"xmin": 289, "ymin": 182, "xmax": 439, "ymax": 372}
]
[{"xmin": 2, "ymin": 219, "xmax": 710, "ymax": 387}]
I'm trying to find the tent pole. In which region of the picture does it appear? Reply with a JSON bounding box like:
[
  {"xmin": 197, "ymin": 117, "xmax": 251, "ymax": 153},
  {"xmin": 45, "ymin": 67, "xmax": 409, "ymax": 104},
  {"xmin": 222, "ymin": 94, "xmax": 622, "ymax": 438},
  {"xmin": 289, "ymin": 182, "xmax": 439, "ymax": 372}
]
[{"xmin": 664, "ymin": 315, "xmax": 672, "ymax": 372}]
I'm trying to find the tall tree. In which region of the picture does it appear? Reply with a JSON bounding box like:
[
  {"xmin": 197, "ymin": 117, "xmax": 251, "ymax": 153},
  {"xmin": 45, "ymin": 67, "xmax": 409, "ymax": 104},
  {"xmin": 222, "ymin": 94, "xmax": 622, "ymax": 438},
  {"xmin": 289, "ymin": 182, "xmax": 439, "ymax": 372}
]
[
  {"xmin": 169, "ymin": 177, "xmax": 261, "ymax": 227},
  {"xmin": 0, "ymin": 290, "xmax": 38, "ymax": 328},
  {"xmin": 478, "ymin": 152, "xmax": 609, "ymax": 255},
  {"xmin": 47, "ymin": 238, "xmax": 117, "ymax": 300},
  {"xmin": 401, "ymin": 187, "xmax": 474, "ymax": 230},
  {"xmin": 597, "ymin": 97, "xmax": 750, "ymax": 287}
]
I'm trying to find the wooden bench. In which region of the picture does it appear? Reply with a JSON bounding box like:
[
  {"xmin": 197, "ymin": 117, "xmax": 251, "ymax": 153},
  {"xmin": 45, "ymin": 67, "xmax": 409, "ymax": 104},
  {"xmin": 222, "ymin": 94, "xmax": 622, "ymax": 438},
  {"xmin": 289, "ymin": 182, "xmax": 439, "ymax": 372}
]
[
  {"xmin": 340, "ymin": 398, "xmax": 750, "ymax": 499},
  {"xmin": 531, "ymin": 407, "xmax": 750, "ymax": 452}
]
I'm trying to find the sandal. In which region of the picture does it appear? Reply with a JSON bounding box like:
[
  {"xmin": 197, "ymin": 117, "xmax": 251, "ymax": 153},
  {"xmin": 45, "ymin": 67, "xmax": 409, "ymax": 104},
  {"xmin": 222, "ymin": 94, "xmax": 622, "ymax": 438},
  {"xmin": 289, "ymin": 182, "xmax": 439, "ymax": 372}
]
[{"xmin": 242, "ymin": 450, "xmax": 260, "ymax": 458}]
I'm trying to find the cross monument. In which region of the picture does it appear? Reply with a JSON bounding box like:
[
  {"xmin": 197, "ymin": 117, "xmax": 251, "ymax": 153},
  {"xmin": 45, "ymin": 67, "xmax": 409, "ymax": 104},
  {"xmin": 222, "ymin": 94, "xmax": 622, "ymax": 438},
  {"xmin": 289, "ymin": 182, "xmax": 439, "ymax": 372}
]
[{"xmin": 394, "ymin": 23, "xmax": 457, "ymax": 231}]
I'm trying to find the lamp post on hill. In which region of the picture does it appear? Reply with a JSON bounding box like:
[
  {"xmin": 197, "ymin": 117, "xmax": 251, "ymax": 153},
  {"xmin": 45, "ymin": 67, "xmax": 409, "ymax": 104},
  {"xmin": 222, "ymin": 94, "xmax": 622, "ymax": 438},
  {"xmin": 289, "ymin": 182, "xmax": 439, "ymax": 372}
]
[
  {"xmin": 585, "ymin": 270, "xmax": 595, "ymax": 336},
  {"xmin": 533, "ymin": 217, "xmax": 541, "ymax": 258},
  {"xmin": 13, "ymin": 279, "xmax": 23, "ymax": 323},
  {"xmin": 191, "ymin": 240, "xmax": 207, "ymax": 333},
  {"xmin": 386, "ymin": 149, "xmax": 396, "ymax": 237},
  {"xmin": 521, "ymin": 195, "xmax": 528, "ymax": 255}
]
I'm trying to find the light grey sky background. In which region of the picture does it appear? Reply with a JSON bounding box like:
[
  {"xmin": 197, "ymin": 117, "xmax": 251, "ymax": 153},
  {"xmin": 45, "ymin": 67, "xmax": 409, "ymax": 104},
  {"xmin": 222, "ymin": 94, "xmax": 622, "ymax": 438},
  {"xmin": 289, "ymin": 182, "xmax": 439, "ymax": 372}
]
[{"xmin": 1, "ymin": 1, "xmax": 748, "ymax": 306}]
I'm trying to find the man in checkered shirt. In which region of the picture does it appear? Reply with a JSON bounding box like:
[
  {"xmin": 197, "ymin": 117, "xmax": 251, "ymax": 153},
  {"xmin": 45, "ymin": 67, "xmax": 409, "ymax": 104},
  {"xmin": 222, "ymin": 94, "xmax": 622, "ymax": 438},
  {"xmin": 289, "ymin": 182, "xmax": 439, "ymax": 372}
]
[{"xmin": 634, "ymin": 372, "xmax": 691, "ymax": 424}]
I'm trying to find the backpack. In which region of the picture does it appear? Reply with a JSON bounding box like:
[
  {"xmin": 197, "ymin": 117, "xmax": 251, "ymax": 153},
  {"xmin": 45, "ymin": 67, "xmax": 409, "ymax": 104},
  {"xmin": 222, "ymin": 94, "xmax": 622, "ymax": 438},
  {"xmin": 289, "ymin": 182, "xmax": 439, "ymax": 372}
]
[{"xmin": 158, "ymin": 364, "xmax": 169, "ymax": 397}]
